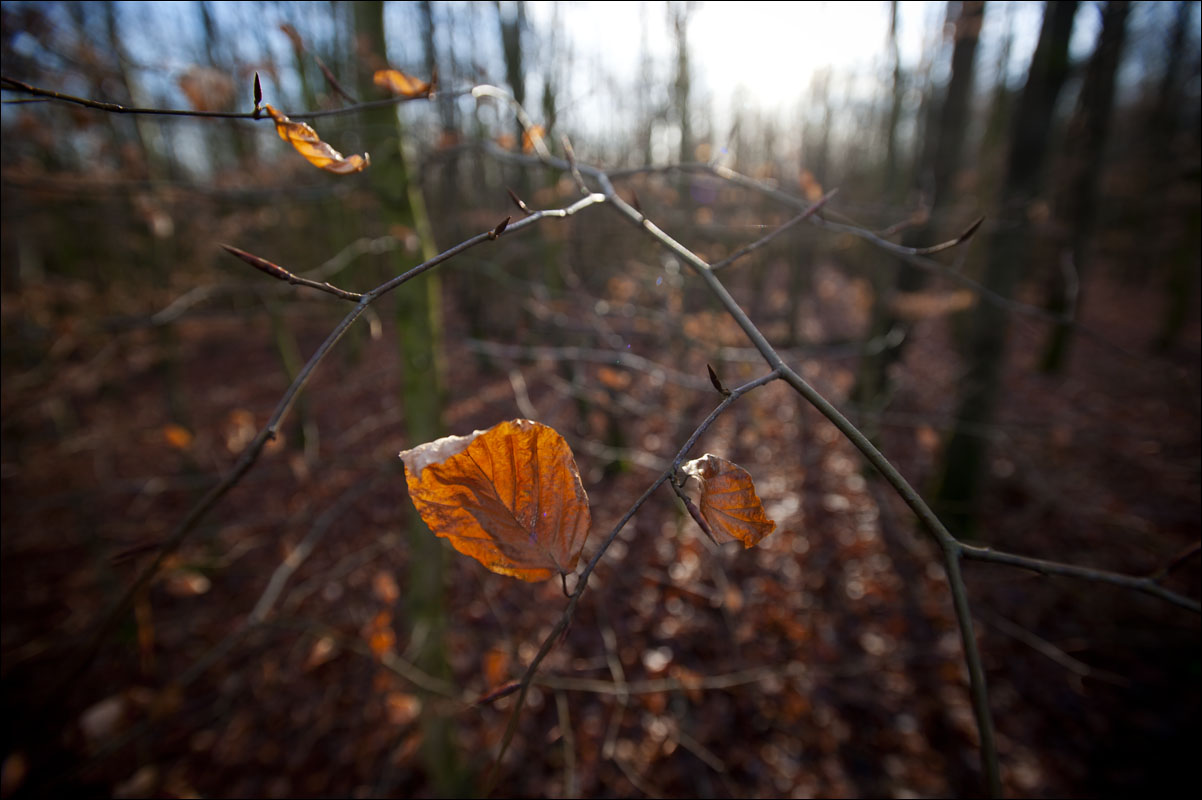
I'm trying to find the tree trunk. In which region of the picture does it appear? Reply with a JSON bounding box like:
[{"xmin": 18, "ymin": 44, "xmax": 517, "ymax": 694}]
[
  {"xmin": 853, "ymin": 1, "xmax": 985, "ymax": 426},
  {"xmin": 354, "ymin": 2, "xmax": 460, "ymax": 793},
  {"xmin": 1040, "ymin": 1, "xmax": 1130, "ymax": 372},
  {"xmin": 936, "ymin": 0, "xmax": 1078, "ymax": 536}
]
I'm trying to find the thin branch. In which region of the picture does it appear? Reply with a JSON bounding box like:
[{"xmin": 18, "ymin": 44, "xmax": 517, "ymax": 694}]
[
  {"xmin": 1150, "ymin": 541, "xmax": 1202, "ymax": 582},
  {"xmin": 595, "ymin": 178, "xmax": 1005, "ymax": 796},
  {"xmin": 599, "ymin": 620, "xmax": 630, "ymax": 760},
  {"xmin": 710, "ymin": 189, "xmax": 838, "ymax": 271},
  {"xmin": 561, "ymin": 135, "xmax": 591, "ymax": 195},
  {"xmin": 961, "ymin": 545, "xmax": 1201, "ymax": 613},
  {"xmin": 485, "ymin": 370, "xmax": 781, "ymax": 793},
  {"xmin": 537, "ymin": 661, "xmax": 805, "ymax": 695},
  {"xmin": 248, "ymin": 472, "xmax": 384, "ymax": 624},
  {"xmin": 554, "ymin": 690, "xmax": 578, "ymax": 799},
  {"xmin": 976, "ymin": 609, "xmax": 1129, "ymax": 687},
  {"xmin": 314, "ymin": 57, "xmax": 358, "ymax": 105},
  {"xmin": 68, "ymin": 193, "xmax": 606, "ymax": 695},
  {"xmin": 465, "ymin": 339, "xmax": 713, "ymax": 390},
  {"xmin": 221, "ymin": 245, "xmax": 363, "ymax": 300},
  {"xmin": 471, "ymin": 84, "xmax": 552, "ymax": 160},
  {"xmin": 670, "ymin": 477, "xmax": 719, "ymax": 546},
  {"xmin": 0, "ymin": 75, "xmax": 467, "ymax": 121}
]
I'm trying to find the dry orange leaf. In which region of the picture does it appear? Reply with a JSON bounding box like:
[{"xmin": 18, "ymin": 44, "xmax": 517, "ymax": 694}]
[
  {"xmin": 263, "ymin": 104, "xmax": 369, "ymax": 174},
  {"xmin": 399, "ymin": 419, "xmax": 591, "ymax": 582},
  {"xmin": 373, "ymin": 68, "xmax": 432, "ymax": 98},
  {"xmin": 521, "ymin": 124, "xmax": 545, "ymax": 154},
  {"xmin": 681, "ymin": 454, "xmax": 777, "ymax": 548},
  {"xmin": 799, "ymin": 169, "xmax": 824, "ymax": 204},
  {"xmin": 365, "ymin": 610, "xmax": 396, "ymax": 659},
  {"xmin": 162, "ymin": 423, "xmax": 193, "ymax": 450}
]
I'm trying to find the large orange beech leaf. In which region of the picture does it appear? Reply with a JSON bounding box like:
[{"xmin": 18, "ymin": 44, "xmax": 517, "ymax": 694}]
[
  {"xmin": 399, "ymin": 419, "xmax": 591, "ymax": 582},
  {"xmin": 263, "ymin": 104, "xmax": 369, "ymax": 174},
  {"xmin": 681, "ymin": 454, "xmax": 777, "ymax": 548}
]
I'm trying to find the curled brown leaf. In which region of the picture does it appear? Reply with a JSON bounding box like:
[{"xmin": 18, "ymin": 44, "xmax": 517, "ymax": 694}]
[
  {"xmin": 263, "ymin": 104, "xmax": 368, "ymax": 174},
  {"xmin": 681, "ymin": 454, "xmax": 776, "ymax": 548},
  {"xmin": 373, "ymin": 68, "xmax": 433, "ymax": 98}
]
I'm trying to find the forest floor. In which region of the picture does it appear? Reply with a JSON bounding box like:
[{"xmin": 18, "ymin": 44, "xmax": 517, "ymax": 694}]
[{"xmin": 1, "ymin": 236, "xmax": 1199, "ymax": 798}]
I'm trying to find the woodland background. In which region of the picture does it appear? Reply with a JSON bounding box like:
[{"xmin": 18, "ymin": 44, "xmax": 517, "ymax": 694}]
[{"xmin": 1, "ymin": 1, "xmax": 1200, "ymax": 797}]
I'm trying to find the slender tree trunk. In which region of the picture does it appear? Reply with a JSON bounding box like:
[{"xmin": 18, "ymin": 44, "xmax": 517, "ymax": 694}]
[
  {"xmin": 853, "ymin": 1, "xmax": 985, "ymax": 425},
  {"xmin": 1040, "ymin": 1, "xmax": 1130, "ymax": 372},
  {"xmin": 355, "ymin": 2, "xmax": 459, "ymax": 793},
  {"xmin": 671, "ymin": 1, "xmax": 693, "ymax": 165},
  {"xmin": 1150, "ymin": 1, "xmax": 1197, "ymax": 351},
  {"xmin": 936, "ymin": 0, "xmax": 1078, "ymax": 536}
]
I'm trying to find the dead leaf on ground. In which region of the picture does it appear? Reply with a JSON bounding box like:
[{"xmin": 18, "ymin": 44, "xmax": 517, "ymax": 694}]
[
  {"xmin": 399, "ymin": 419, "xmax": 591, "ymax": 582},
  {"xmin": 681, "ymin": 454, "xmax": 777, "ymax": 548},
  {"xmin": 162, "ymin": 423, "xmax": 193, "ymax": 450},
  {"xmin": 263, "ymin": 104, "xmax": 369, "ymax": 174}
]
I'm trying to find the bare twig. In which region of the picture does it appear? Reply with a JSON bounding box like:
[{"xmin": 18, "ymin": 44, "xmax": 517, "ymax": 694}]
[
  {"xmin": 69, "ymin": 192, "xmax": 608, "ymax": 694},
  {"xmin": 976, "ymin": 609, "xmax": 1129, "ymax": 687},
  {"xmin": 554, "ymin": 690, "xmax": 578, "ymax": 798},
  {"xmin": 0, "ymin": 74, "xmax": 466, "ymax": 121},
  {"xmin": 598, "ymin": 178, "xmax": 1004, "ymax": 796},
  {"xmin": 961, "ymin": 545, "xmax": 1201, "ymax": 613},
  {"xmin": 561, "ymin": 135, "xmax": 591, "ymax": 194},
  {"xmin": 221, "ymin": 244, "xmax": 363, "ymax": 300},
  {"xmin": 1150, "ymin": 541, "xmax": 1202, "ymax": 582},
  {"xmin": 710, "ymin": 188, "xmax": 838, "ymax": 271},
  {"xmin": 471, "ymin": 84, "xmax": 552, "ymax": 160},
  {"xmin": 485, "ymin": 370, "xmax": 781, "ymax": 793}
]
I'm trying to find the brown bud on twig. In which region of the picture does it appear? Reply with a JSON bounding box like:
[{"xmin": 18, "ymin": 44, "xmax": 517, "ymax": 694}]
[
  {"xmin": 222, "ymin": 243, "xmax": 294, "ymax": 281},
  {"xmin": 629, "ymin": 187, "xmax": 642, "ymax": 214},
  {"xmin": 253, "ymin": 72, "xmax": 262, "ymax": 109},
  {"xmin": 489, "ymin": 216, "xmax": 511, "ymax": 240},
  {"xmin": 707, "ymin": 363, "xmax": 731, "ymax": 396},
  {"xmin": 506, "ymin": 188, "xmax": 532, "ymax": 216},
  {"xmin": 913, "ymin": 215, "xmax": 986, "ymax": 255}
]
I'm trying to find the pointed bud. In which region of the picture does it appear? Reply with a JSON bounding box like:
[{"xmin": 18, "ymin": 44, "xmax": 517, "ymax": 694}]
[{"xmin": 707, "ymin": 364, "xmax": 730, "ymax": 397}]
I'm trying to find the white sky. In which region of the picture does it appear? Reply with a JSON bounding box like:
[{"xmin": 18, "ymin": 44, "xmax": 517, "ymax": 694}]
[{"xmin": 525, "ymin": 1, "xmax": 1099, "ymax": 142}]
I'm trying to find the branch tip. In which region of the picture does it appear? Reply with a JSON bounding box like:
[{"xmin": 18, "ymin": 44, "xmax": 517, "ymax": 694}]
[
  {"xmin": 706, "ymin": 363, "xmax": 730, "ymax": 396},
  {"xmin": 506, "ymin": 187, "xmax": 532, "ymax": 215}
]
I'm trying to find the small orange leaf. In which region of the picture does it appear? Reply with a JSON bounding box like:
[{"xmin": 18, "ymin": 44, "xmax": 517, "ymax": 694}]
[
  {"xmin": 263, "ymin": 104, "xmax": 369, "ymax": 174},
  {"xmin": 162, "ymin": 423, "xmax": 193, "ymax": 450},
  {"xmin": 799, "ymin": 169, "xmax": 824, "ymax": 204},
  {"xmin": 399, "ymin": 419, "xmax": 591, "ymax": 582},
  {"xmin": 681, "ymin": 454, "xmax": 777, "ymax": 548},
  {"xmin": 365, "ymin": 610, "xmax": 396, "ymax": 659},
  {"xmin": 373, "ymin": 68, "xmax": 432, "ymax": 98},
  {"xmin": 483, "ymin": 646, "xmax": 510, "ymax": 687},
  {"xmin": 521, "ymin": 125, "xmax": 545, "ymax": 154}
]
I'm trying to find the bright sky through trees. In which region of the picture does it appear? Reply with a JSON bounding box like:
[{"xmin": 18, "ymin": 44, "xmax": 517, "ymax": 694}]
[{"xmin": 525, "ymin": 1, "xmax": 1074, "ymax": 141}]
